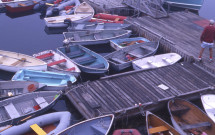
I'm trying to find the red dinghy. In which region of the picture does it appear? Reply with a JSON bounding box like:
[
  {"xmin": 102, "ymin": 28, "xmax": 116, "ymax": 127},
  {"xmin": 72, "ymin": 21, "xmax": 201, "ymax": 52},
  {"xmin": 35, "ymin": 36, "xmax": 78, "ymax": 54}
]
[
  {"xmin": 5, "ymin": 0, "xmax": 38, "ymax": 13},
  {"xmin": 90, "ymin": 13, "xmax": 127, "ymax": 24}
]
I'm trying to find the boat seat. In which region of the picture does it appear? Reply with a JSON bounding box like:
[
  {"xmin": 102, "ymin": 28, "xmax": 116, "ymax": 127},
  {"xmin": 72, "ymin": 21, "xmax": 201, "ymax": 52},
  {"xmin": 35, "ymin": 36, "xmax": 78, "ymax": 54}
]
[
  {"xmin": 171, "ymin": 106, "xmax": 190, "ymax": 116},
  {"xmin": 95, "ymin": 24, "xmax": 104, "ymax": 30},
  {"xmin": 140, "ymin": 46, "xmax": 155, "ymax": 52},
  {"xmin": 73, "ymin": 56, "xmax": 96, "ymax": 65},
  {"xmin": 47, "ymin": 59, "xmax": 66, "ymax": 66},
  {"xmin": 181, "ymin": 122, "xmax": 211, "ymax": 130},
  {"xmin": 34, "ymin": 97, "xmax": 49, "ymax": 109},
  {"xmin": 67, "ymin": 50, "xmax": 85, "ymax": 58},
  {"xmin": 91, "ymin": 124, "xmax": 107, "ymax": 134},
  {"xmin": 89, "ymin": 63, "xmax": 105, "ymax": 69},
  {"xmin": 111, "ymin": 58, "xmax": 126, "ymax": 64},
  {"xmin": 4, "ymin": 103, "xmax": 20, "ymax": 119},
  {"xmin": 73, "ymin": 34, "xmax": 81, "ymax": 41},
  {"xmin": 30, "ymin": 124, "xmax": 47, "ymax": 135},
  {"xmin": 148, "ymin": 126, "xmax": 168, "ymax": 134},
  {"xmin": 18, "ymin": 3, "xmax": 26, "ymax": 7},
  {"xmin": 128, "ymin": 52, "xmax": 143, "ymax": 58},
  {"xmin": 36, "ymin": 53, "xmax": 54, "ymax": 59},
  {"xmin": 66, "ymin": 67, "xmax": 76, "ymax": 71},
  {"xmin": 75, "ymin": 24, "xmax": 85, "ymax": 30},
  {"xmin": 94, "ymin": 33, "xmax": 102, "ymax": 40}
]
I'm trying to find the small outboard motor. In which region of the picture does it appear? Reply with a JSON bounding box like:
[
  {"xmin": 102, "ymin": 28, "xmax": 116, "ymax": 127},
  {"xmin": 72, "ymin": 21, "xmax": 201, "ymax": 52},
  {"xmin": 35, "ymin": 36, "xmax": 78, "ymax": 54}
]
[{"xmin": 64, "ymin": 18, "xmax": 72, "ymax": 26}]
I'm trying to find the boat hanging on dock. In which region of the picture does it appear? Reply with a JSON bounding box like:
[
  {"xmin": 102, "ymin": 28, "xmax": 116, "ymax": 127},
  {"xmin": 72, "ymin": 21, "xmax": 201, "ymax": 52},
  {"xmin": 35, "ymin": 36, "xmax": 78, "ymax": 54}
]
[
  {"xmin": 57, "ymin": 114, "xmax": 114, "ymax": 135},
  {"xmin": 0, "ymin": 50, "xmax": 47, "ymax": 72},
  {"xmin": 0, "ymin": 91, "xmax": 62, "ymax": 127},
  {"xmin": 168, "ymin": 98, "xmax": 215, "ymax": 135},
  {"xmin": 146, "ymin": 111, "xmax": 180, "ymax": 135},
  {"xmin": 105, "ymin": 41, "xmax": 159, "ymax": 72},
  {"xmin": 33, "ymin": 50, "xmax": 81, "ymax": 77},
  {"xmin": 1, "ymin": 111, "xmax": 71, "ymax": 135},
  {"xmin": 12, "ymin": 69, "xmax": 77, "ymax": 90},
  {"xmin": 67, "ymin": 22, "xmax": 131, "ymax": 31},
  {"xmin": 5, "ymin": 0, "xmax": 39, "ymax": 13},
  {"xmin": 63, "ymin": 30, "xmax": 132, "ymax": 45},
  {"xmin": 132, "ymin": 53, "xmax": 182, "ymax": 70},
  {"xmin": 0, "ymin": 81, "xmax": 44, "ymax": 100},
  {"xmin": 110, "ymin": 37, "xmax": 150, "ymax": 51},
  {"xmin": 57, "ymin": 45, "xmax": 109, "ymax": 75},
  {"xmin": 44, "ymin": 2, "xmax": 94, "ymax": 28}
]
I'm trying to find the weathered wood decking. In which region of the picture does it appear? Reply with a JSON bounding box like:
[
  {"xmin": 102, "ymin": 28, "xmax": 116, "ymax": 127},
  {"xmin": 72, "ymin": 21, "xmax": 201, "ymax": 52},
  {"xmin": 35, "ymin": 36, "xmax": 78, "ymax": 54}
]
[
  {"xmin": 66, "ymin": 62, "xmax": 215, "ymax": 119},
  {"xmin": 125, "ymin": 11, "xmax": 215, "ymax": 72}
]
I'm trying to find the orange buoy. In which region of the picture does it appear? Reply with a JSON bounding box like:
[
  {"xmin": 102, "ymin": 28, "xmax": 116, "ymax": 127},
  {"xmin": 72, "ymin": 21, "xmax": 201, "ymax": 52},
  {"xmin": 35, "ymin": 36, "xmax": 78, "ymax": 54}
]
[{"xmin": 27, "ymin": 84, "xmax": 36, "ymax": 92}]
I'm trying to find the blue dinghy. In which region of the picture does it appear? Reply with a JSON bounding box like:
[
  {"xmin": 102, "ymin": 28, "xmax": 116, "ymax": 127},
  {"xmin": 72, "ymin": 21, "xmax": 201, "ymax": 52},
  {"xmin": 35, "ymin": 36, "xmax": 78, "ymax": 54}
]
[
  {"xmin": 110, "ymin": 37, "xmax": 150, "ymax": 51},
  {"xmin": 164, "ymin": 0, "xmax": 204, "ymax": 11},
  {"xmin": 12, "ymin": 69, "xmax": 77, "ymax": 91},
  {"xmin": 57, "ymin": 114, "xmax": 114, "ymax": 135},
  {"xmin": 57, "ymin": 45, "xmax": 109, "ymax": 75}
]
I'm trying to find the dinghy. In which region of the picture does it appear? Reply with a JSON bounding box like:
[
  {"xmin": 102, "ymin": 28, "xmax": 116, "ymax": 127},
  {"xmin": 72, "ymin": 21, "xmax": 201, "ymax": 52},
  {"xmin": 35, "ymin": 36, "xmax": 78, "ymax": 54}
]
[
  {"xmin": 113, "ymin": 129, "xmax": 141, "ymax": 135},
  {"xmin": 0, "ymin": 0, "xmax": 28, "ymax": 9},
  {"xmin": 0, "ymin": 50, "xmax": 47, "ymax": 72},
  {"xmin": 67, "ymin": 22, "xmax": 131, "ymax": 31},
  {"xmin": 44, "ymin": 2, "xmax": 94, "ymax": 28},
  {"xmin": 132, "ymin": 53, "xmax": 182, "ymax": 70},
  {"xmin": 89, "ymin": 13, "xmax": 127, "ymax": 24},
  {"xmin": 0, "ymin": 81, "xmax": 45, "ymax": 100},
  {"xmin": 63, "ymin": 30, "xmax": 132, "ymax": 45},
  {"xmin": 1, "ymin": 111, "xmax": 71, "ymax": 135},
  {"xmin": 5, "ymin": 0, "xmax": 39, "ymax": 13},
  {"xmin": 168, "ymin": 98, "xmax": 215, "ymax": 135},
  {"xmin": 0, "ymin": 91, "xmax": 62, "ymax": 126},
  {"xmin": 12, "ymin": 69, "xmax": 77, "ymax": 91},
  {"xmin": 33, "ymin": 50, "xmax": 81, "ymax": 77},
  {"xmin": 105, "ymin": 42, "xmax": 159, "ymax": 72},
  {"xmin": 57, "ymin": 45, "xmax": 109, "ymax": 75},
  {"xmin": 110, "ymin": 37, "xmax": 150, "ymax": 51},
  {"xmin": 146, "ymin": 111, "xmax": 180, "ymax": 135},
  {"xmin": 201, "ymin": 94, "xmax": 215, "ymax": 123},
  {"xmin": 164, "ymin": 0, "xmax": 204, "ymax": 11},
  {"xmin": 57, "ymin": 114, "xmax": 114, "ymax": 135}
]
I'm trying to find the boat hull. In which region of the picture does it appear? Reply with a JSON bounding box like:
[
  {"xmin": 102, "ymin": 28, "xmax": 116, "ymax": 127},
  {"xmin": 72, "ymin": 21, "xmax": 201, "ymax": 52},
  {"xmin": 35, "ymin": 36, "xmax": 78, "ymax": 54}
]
[
  {"xmin": 5, "ymin": 3, "xmax": 35, "ymax": 13},
  {"xmin": 201, "ymin": 94, "xmax": 215, "ymax": 123}
]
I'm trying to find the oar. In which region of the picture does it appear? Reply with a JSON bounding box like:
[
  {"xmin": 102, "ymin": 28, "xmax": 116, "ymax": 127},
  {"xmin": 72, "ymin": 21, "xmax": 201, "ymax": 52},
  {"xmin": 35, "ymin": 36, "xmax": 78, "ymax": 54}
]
[
  {"xmin": 0, "ymin": 54, "xmax": 32, "ymax": 63},
  {"xmin": 46, "ymin": 3, "xmax": 54, "ymax": 6}
]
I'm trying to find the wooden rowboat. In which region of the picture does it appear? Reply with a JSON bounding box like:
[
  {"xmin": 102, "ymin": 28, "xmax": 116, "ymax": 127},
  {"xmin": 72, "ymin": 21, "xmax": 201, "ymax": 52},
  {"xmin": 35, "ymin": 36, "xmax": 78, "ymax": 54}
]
[
  {"xmin": 57, "ymin": 114, "xmax": 114, "ymax": 135},
  {"xmin": 201, "ymin": 94, "xmax": 215, "ymax": 123},
  {"xmin": 146, "ymin": 111, "xmax": 180, "ymax": 135},
  {"xmin": 168, "ymin": 98, "xmax": 215, "ymax": 135},
  {"xmin": 132, "ymin": 53, "xmax": 182, "ymax": 70},
  {"xmin": 33, "ymin": 50, "xmax": 81, "ymax": 77},
  {"xmin": 0, "ymin": 50, "xmax": 47, "ymax": 72},
  {"xmin": 0, "ymin": 91, "xmax": 62, "ymax": 127},
  {"xmin": 44, "ymin": 2, "xmax": 94, "ymax": 28},
  {"xmin": 0, "ymin": 81, "xmax": 45, "ymax": 100}
]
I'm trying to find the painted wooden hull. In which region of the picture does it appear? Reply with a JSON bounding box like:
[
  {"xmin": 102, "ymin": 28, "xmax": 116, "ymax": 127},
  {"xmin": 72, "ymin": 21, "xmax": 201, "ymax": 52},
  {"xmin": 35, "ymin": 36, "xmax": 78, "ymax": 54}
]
[
  {"xmin": 33, "ymin": 50, "xmax": 81, "ymax": 77},
  {"xmin": 12, "ymin": 69, "xmax": 77, "ymax": 90},
  {"xmin": 0, "ymin": 0, "xmax": 28, "ymax": 8},
  {"xmin": 57, "ymin": 114, "xmax": 114, "ymax": 135},
  {"xmin": 105, "ymin": 42, "xmax": 159, "ymax": 72},
  {"xmin": 110, "ymin": 37, "xmax": 150, "ymax": 51},
  {"xmin": 0, "ymin": 91, "xmax": 62, "ymax": 126},
  {"xmin": 146, "ymin": 111, "xmax": 180, "ymax": 135},
  {"xmin": 132, "ymin": 53, "xmax": 182, "ymax": 70},
  {"xmin": 201, "ymin": 94, "xmax": 215, "ymax": 123},
  {"xmin": 57, "ymin": 45, "xmax": 109, "ymax": 75},
  {"xmin": 5, "ymin": 0, "xmax": 38, "ymax": 13},
  {"xmin": 0, "ymin": 50, "xmax": 47, "ymax": 72},
  {"xmin": 168, "ymin": 98, "xmax": 215, "ymax": 135},
  {"xmin": 44, "ymin": 2, "xmax": 94, "ymax": 28},
  {"xmin": 67, "ymin": 22, "xmax": 131, "ymax": 31},
  {"xmin": 1, "ymin": 111, "xmax": 71, "ymax": 135},
  {"xmin": 0, "ymin": 81, "xmax": 44, "ymax": 100},
  {"xmin": 164, "ymin": 0, "xmax": 204, "ymax": 10},
  {"xmin": 63, "ymin": 30, "xmax": 132, "ymax": 45}
]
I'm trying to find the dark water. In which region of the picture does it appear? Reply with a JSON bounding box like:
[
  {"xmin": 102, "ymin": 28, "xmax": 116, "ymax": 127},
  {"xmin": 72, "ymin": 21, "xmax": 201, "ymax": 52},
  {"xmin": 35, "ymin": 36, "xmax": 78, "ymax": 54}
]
[{"xmin": 0, "ymin": 0, "xmax": 214, "ymax": 131}]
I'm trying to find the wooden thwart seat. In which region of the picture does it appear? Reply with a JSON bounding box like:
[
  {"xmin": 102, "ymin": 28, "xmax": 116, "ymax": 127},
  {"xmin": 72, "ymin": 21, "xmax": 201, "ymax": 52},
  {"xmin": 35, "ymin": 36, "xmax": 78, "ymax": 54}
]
[
  {"xmin": 128, "ymin": 52, "xmax": 143, "ymax": 58},
  {"xmin": 4, "ymin": 103, "xmax": 20, "ymax": 119},
  {"xmin": 30, "ymin": 124, "xmax": 47, "ymax": 135},
  {"xmin": 36, "ymin": 53, "xmax": 54, "ymax": 59},
  {"xmin": 181, "ymin": 122, "xmax": 211, "ymax": 130},
  {"xmin": 34, "ymin": 97, "xmax": 49, "ymax": 109},
  {"xmin": 73, "ymin": 56, "xmax": 96, "ymax": 65},
  {"xmin": 149, "ymin": 126, "xmax": 168, "ymax": 134},
  {"xmin": 48, "ymin": 59, "xmax": 66, "ymax": 66},
  {"xmin": 67, "ymin": 50, "xmax": 85, "ymax": 58},
  {"xmin": 89, "ymin": 63, "xmax": 105, "ymax": 69}
]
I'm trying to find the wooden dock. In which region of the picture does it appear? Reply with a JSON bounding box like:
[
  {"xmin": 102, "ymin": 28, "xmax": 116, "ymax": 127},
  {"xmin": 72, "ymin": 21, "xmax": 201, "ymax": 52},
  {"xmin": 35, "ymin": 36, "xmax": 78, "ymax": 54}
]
[{"xmin": 65, "ymin": 62, "xmax": 215, "ymax": 119}]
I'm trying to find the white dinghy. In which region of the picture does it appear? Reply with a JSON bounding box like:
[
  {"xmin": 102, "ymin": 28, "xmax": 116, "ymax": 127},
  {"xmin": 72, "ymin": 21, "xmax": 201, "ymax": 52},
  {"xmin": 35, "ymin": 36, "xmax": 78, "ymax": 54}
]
[{"xmin": 201, "ymin": 94, "xmax": 215, "ymax": 122}]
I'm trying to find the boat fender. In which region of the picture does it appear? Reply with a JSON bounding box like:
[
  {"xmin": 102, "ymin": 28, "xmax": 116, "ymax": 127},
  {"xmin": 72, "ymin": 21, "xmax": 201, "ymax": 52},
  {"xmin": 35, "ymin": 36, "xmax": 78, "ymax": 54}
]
[
  {"xmin": 52, "ymin": 8, "xmax": 59, "ymax": 15},
  {"xmin": 28, "ymin": 84, "xmax": 36, "ymax": 92},
  {"xmin": 64, "ymin": 18, "xmax": 72, "ymax": 26}
]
